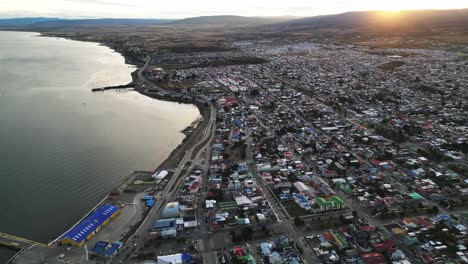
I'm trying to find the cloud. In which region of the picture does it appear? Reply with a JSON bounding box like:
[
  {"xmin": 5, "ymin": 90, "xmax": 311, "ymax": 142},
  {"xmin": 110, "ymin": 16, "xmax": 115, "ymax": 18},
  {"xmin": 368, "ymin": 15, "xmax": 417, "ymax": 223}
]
[
  {"xmin": 0, "ymin": 0, "xmax": 467, "ymax": 19},
  {"xmin": 63, "ymin": 0, "xmax": 137, "ymax": 7}
]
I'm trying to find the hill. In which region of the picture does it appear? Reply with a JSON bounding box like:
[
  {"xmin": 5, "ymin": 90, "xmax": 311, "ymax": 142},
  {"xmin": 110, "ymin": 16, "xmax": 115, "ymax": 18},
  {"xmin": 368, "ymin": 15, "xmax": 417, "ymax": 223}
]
[
  {"xmin": 0, "ymin": 18, "xmax": 175, "ymax": 27},
  {"xmin": 270, "ymin": 9, "xmax": 468, "ymax": 33},
  {"xmin": 33, "ymin": 18, "xmax": 175, "ymax": 27},
  {"xmin": 168, "ymin": 15, "xmax": 295, "ymax": 27},
  {"xmin": 0, "ymin": 17, "xmax": 60, "ymax": 26}
]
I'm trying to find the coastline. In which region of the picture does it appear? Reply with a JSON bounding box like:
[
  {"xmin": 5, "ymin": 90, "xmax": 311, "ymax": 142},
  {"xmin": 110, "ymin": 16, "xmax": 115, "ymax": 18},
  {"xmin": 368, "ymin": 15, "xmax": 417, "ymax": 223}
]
[
  {"xmin": 36, "ymin": 29, "xmax": 212, "ymax": 185},
  {"xmin": 38, "ymin": 30, "xmax": 211, "ymax": 243},
  {"xmin": 38, "ymin": 31, "xmax": 146, "ymax": 66},
  {"xmin": 0, "ymin": 30, "xmax": 210, "ymax": 254}
]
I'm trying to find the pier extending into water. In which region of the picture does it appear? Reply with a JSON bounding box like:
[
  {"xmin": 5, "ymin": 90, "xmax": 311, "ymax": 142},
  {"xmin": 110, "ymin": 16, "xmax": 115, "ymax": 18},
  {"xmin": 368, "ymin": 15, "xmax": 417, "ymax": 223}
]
[
  {"xmin": 91, "ymin": 81, "xmax": 134, "ymax": 92},
  {"xmin": 0, "ymin": 232, "xmax": 48, "ymax": 249},
  {"xmin": 0, "ymin": 231, "xmax": 49, "ymax": 263}
]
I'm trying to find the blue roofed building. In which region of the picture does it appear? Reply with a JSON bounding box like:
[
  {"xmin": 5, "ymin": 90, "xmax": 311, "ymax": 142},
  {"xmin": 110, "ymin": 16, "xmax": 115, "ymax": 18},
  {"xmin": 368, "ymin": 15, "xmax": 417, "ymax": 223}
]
[
  {"xmin": 90, "ymin": 241, "xmax": 122, "ymax": 258},
  {"xmin": 146, "ymin": 199, "xmax": 155, "ymax": 207},
  {"xmin": 60, "ymin": 204, "xmax": 120, "ymax": 247},
  {"xmin": 152, "ymin": 218, "xmax": 177, "ymax": 237}
]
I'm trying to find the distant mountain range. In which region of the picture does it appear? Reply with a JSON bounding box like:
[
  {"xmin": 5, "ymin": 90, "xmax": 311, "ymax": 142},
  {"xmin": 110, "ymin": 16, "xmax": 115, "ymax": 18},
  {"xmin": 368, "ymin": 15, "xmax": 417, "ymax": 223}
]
[
  {"xmin": 167, "ymin": 15, "xmax": 295, "ymax": 26},
  {"xmin": 0, "ymin": 17, "xmax": 61, "ymax": 25},
  {"xmin": 268, "ymin": 9, "xmax": 468, "ymax": 33},
  {"xmin": 1, "ymin": 9, "xmax": 467, "ymax": 31},
  {"xmin": 0, "ymin": 15, "xmax": 292, "ymax": 28},
  {"xmin": 0, "ymin": 18, "xmax": 175, "ymax": 27}
]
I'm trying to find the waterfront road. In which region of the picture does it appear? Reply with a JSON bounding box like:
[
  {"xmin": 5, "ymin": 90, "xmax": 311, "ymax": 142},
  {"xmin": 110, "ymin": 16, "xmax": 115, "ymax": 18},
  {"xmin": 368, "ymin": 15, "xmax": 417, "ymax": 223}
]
[
  {"xmin": 8, "ymin": 54, "xmax": 216, "ymax": 264},
  {"xmin": 110, "ymin": 67, "xmax": 217, "ymax": 263}
]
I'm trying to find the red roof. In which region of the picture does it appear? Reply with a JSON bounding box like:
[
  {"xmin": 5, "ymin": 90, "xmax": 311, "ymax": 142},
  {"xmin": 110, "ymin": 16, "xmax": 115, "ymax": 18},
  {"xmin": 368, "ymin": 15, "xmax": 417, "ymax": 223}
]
[
  {"xmin": 233, "ymin": 246, "xmax": 245, "ymax": 256},
  {"xmin": 421, "ymin": 254, "xmax": 435, "ymax": 264},
  {"xmin": 323, "ymin": 170, "xmax": 337, "ymax": 176},
  {"xmin": 189, "ymin": 182, "xmax": 199, "ymax": 190},
  {"xmin": 322, "ymin": 232, "xmax": 333, "ymax": 241},
  {"xmin": 360, "ymin": 225, "xmax": 376, "ymax": 232},
  {"xmin": 360, "ymin": 252, "xmax": 386, "ymax": 264},
  {"xmin": 374, "ymin": 240, "xmax": 396, "ymax": 253}
]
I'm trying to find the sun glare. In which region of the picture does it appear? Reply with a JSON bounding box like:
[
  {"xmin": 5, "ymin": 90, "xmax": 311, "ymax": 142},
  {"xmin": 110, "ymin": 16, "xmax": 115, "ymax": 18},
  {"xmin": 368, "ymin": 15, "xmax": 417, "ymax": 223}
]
[
  {"xmin": 375, "ymin": 10, "xmax": 401, "ymax": 23},
  {"xmin": 370, "ymin": 0, "xmax": 466, "ymax": 12}
]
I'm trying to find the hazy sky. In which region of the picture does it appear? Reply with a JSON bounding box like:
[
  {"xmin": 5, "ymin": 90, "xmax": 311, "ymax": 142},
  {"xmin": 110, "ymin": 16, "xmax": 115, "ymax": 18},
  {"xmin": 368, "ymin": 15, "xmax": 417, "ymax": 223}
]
[{"xmin": 1, "ymin": 0, "xmax": 467, "ymax": 19}]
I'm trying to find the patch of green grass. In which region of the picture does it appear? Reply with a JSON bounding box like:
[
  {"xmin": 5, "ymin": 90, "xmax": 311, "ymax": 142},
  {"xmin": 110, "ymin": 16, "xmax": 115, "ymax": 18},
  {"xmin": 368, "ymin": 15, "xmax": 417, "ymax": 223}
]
[{"xmin": 281, "ymin": 200, "xmax": 310, "ymax": 218}]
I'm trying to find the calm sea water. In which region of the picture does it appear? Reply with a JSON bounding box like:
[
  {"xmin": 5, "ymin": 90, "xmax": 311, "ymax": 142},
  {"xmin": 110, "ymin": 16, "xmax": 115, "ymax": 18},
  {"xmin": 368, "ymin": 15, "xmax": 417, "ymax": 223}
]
[{"xmin": 0, "ymin": 31, "xmax": 200, "ymax": 243}]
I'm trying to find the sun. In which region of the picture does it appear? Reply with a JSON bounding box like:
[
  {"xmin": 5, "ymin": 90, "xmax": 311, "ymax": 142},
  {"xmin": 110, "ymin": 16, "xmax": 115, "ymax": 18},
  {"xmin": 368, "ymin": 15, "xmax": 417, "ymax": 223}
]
[
  {"xmin": 376, "ymin": 3, "xmax": 408, "ymax": 11},
  {"xmin": 368, "ymin": 0, "xmax": 467, "ymax": 12}
]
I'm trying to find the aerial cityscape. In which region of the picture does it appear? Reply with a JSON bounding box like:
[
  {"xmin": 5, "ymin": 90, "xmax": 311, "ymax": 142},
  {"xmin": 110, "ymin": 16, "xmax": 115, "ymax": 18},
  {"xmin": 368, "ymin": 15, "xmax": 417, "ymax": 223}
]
[{"xmin": 0, "ymin": 1, "xmax": 467, "ymax": 264}]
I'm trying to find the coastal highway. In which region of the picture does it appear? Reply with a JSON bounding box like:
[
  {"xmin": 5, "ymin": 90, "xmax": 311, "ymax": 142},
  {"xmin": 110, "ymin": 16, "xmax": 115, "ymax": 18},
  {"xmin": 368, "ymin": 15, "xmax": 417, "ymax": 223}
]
[
  {"xmin": 7, "ymin": 54, "xmax": 216, "ymax": 264},
  {"xmin": 137, "ymin": 55, "xmax": 168, "ymax": 96},
  {"xmin": 111, "ymin": 57, "xmax": 217, "ymax": 263}
]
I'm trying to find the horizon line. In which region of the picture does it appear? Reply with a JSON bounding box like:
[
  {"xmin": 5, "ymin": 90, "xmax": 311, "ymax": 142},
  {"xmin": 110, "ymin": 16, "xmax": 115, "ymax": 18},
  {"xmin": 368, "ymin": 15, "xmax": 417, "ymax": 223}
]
[{"xmin": 1, "ymin": 7, "xmax": 467, "ymax": 20}]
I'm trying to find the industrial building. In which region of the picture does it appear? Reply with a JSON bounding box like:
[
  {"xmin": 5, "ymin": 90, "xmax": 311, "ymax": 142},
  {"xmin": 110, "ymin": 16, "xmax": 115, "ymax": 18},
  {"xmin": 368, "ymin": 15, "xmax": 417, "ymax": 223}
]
[
  {"xmin": 60, "ymin": 204, "xmax": 120, "ymax": 247},
  {"xmin": 90, "ymin": 241, "xmax": 122, "ymax": 258},
  {"xmin": 162, "ymin": 202, "xmax": 180, "ymax": 218},
  {"xmin": 157, "ymin": 253, "xmax": 191, "ymax": 264},
  {"xmin": 151, "ymin": 218, "xmax": 178, "ymax": 237},
  {"xmin": 152, "ymin": 170, "xmax": 169, "ymax": 183}
]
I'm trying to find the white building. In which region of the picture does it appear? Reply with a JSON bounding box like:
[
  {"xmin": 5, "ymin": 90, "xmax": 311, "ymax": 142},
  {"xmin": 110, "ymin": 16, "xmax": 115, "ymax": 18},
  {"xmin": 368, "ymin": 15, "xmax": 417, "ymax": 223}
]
[{"xmin": 162, "ymin": 202, "xmax": 180, "ymax": 219}]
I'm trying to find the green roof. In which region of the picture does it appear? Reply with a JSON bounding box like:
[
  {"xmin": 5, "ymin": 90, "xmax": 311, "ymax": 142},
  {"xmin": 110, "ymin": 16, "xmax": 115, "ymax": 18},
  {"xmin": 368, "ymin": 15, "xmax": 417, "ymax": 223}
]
[
  {"xmin": 239, "ymin": 254, "xmax": 256, "ymax": 264},
  {"xmin": 409, "ymin": 192, "xmax": 423, "ymax": 200},
  {"xmin": 218, "ymin": 201, "xmax": 238, "ymax": 210},
  {"xmin": 316, "ymin": 196, "xmax": 345, "ymax": 207},
  {"xmin": 340, "ymin": 185, "xmax": 354, "ymax": 194}
]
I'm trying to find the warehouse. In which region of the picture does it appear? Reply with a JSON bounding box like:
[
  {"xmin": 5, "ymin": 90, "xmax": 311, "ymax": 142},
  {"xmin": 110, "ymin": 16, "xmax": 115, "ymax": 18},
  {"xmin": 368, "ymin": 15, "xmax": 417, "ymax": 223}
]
[
  {"xmin": 60, "ymin": 204, "xmax": 120, "ymax": 247},
  {"xmin": 162, "ymin": 202, "xmax": 180, "ymax": 218}
]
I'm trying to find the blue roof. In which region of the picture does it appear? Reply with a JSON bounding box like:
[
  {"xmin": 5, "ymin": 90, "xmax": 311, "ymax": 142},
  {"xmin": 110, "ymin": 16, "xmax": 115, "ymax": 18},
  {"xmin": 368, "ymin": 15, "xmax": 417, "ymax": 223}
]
[
  {"xmin": 106, "ymin": 242, "xmax": 122, "ymax": 256},
  {"xmin": 62, "ymin": 204, "xmax": 119, "ymax": 244},
  {"xmin": 152, "ymin": 218, "xmax": 176, "ymax": 230},
  {"xmin": 146, "ymin": 199, "xmax": 155, "ymax": 207},
  {"xmin": 293, "ymin": 193, "xmax": 309, "ymax": 204},
  {"xmin": 182, "ymin": 253, "xmax": 191, "ymax": 262},
  {"xmin": 438, "ymin": 214, "xmax": 450, "ymax": 220},
  {"xmin": 90, "ymin": 241, "xmax": 122, "ymax": 257},
  {"xmin": 280, "ymin": 193, "xmax": 294, "ymax": 200}
]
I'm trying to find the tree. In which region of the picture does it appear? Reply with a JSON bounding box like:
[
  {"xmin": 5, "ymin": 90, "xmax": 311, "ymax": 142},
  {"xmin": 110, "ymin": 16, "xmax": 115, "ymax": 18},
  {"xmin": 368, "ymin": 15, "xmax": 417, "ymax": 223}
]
[
  {"xmin": 339, "ymin": 215, "xmax": 345, "ymax": 223},
  {"xmin": 176, "ymin": 237, "xmax": 186, "ymax": 244},
  {"xmin": 188, "ymin": 245, "xmax": 196, "ymax": 252},
  {"xmin": 294, "ymin": 217, "xmax": 304, "ymax": 226},
  {"xmin": 296, "ymin": 245, "xmax": 303, "ymax": 254},
  {"xmin": 250, "ymin": 89, "xmax": 260, "ymax": 96},
  {"xmin": 241, "ymin": 227, "xmax": 254, "ymax": 240}
]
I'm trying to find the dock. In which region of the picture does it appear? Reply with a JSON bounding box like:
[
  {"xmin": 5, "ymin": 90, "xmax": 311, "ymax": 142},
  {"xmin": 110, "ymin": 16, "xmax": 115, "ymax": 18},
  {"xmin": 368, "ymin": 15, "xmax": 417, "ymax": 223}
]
[
  {"xmin": 0, "ymin": 232, "xmax": 48, "ymax": 249},
  {"xmin": 92, "ymin": 82, "xmax": 134, "ymax": 92},
  {"xmin": 0, "ymin": 231, "xmax": 46, "ymax": 264}
]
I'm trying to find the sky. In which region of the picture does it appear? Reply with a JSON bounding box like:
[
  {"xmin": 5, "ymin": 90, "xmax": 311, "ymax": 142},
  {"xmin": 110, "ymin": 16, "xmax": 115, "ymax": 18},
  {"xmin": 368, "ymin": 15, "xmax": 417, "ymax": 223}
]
[{"xmin": 0, "ymin": 0, "xmax": 467, "ymax": 19}]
